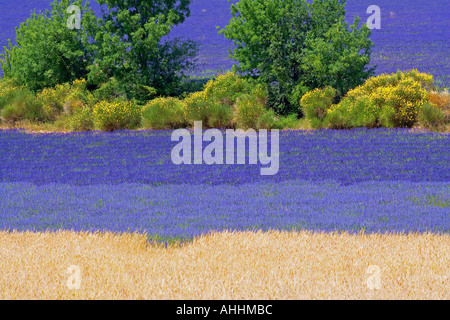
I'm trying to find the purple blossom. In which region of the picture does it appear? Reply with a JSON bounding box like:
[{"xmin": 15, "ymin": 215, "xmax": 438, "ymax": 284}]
[{"xmin": 0, "ymin": 128, "xmax": 448, "ymax": 240}]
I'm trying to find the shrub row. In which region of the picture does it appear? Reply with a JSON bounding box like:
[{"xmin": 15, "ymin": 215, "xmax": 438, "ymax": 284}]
[
  {"xmin": 300, "ymin": 70, "xmax": 449, "ymax": 131},
  {"xmin": 0, "ymin": 72, "xmax": 300, "ymax": 132},
  {"xmin": 0, "ymin": 70, "xmax": 447, "ymax": 132},
  {"xmin": 141, "ymin": 72, "xmax": 299, "ymax": 131}
]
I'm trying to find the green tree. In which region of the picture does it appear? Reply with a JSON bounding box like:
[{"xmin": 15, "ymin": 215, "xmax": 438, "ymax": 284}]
[
  {"xmin": 0, "ymin": 0, "xmax": 97, "ymax": 92},
  {"xmin": 90, "ymin": 0, "xmax": 198, "ymax": 102},
  {"xmin": 219, "ymin": 0, "xmax": 375, "ymax": 115}
]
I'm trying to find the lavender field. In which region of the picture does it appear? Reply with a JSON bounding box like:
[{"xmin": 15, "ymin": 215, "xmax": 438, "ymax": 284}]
[
  {"xmin": 0, "ymin": 0, "xmax": 449, "ymax": 241},
  {"xmin": 0, "ymin": 0, "xmax": 449, "ymax": 87},
  {"xmin": 1, "ymin": 1, "xmax": 449, "ymax": 301},
  {"xmin": 0, "ymin": 129, "xmax": 448, "ymax": 241}
]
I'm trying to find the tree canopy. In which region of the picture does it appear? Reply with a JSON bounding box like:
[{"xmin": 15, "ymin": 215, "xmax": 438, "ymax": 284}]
[
  {"xmin": 0, "ymin": 0, "xmax": 198, "ymax": 101},
  {"xmin": 219, "ymin": 0, "xmax": 375, "ymax": 115}
]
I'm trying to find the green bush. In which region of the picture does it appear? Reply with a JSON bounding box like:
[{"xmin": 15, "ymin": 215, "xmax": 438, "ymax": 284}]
[
  {"xmin": 36, "ymin": 79, "xmax": 95, "ymax": 119},
  {"xmin": 378, "ymin": 105, "xmax": 396, "ymax": 128},
  {"xmin": 203, "ymin": 72, "xmax": 253, "ymax": 107},
  {"xmin": 323, "ymin": 107, "xmax": 352, "ymax": 130},
  {"xmin": 93, "ymin": 99, "xmax": 141, "ymax": 131},
  {"xmin": 417, "ymin": 102, "xmax": 447, "ymax": 132},
  {"xmin": 0, "ymin": 0, "xmax": 95, "ymax": 91},
  {"xmin": 300, "ymin": 87, "xmax": 336, "ymax": 129},
  {"xmin": 182, "ymin": 90, "xmax": 213, "ymax": 126},
  {"xmin": 92, "ymin": 77, "xmax": 127, "ymax": 103},
  {"xmin": 257, "ymin": 109, "xmax": 277, "ymax": 130},
  {"xmin": 206, "ymin": 102, "xmax": 234, "ymax": 129},
  {"xmin": 219, "ymin": 0, "xmax": 374, "ymax": 114},
  {"xmin": 142, "ymin": 97, "xmax": 186, "ymax": 129},
  {"xmin": 0, "ymin": 88, "xmax": 46, "ymax": 123},
  {"xmin": 0, "ymin": 78, "xmax": 23, "ymax": 112},
  {"xmin": 320, "ymin": 70, "xmax": 432, "ymax": 129},
  {"xmin": 181, "ymin": 72, "xmax": 268, "ymax": 129},
  {"xmin": 67, "ymin": 106, "xmax": 94, "ymax": 132},
  {"xmin": 275, "ymin": 113, "xmax": 300, "ymax": 130},
  {"xmin": 37, "ymin": 88, "xmax": 65, "ymax": 121},
  {"xmin": 332, "ymin": 95, "xmax": 378, "ymax": 128},
  {"xmin": 181, "ymin": 91, "xmax": 233, "ymax": 129},
  {"xmin": 235, "ymin": 94, "xmax": 267, "ymax": 130}
]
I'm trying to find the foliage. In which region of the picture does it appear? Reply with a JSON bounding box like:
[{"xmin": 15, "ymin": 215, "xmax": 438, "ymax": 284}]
[
  {"xmin": 36, "ymin": 78, "xmax": 94, "ymax": 119},
  {"xmin": 205, "ymin": 102, "xmax": 234, "ymax": 129},
  {"xmin": 428, "ymin": 91, "xmax": 450, "ymax": 110},
  {"xmin": 257, "ymin": 109, "xmax": 278, "ymax": 130},
  {"xmin": 427, "ymin": 91, "xmax": 450, "ymax": 128},
  {"xmin": 417, "ymin": 102, "xmax": 447, "ymax": 132},
  {"xmin": 219, "ymin": 0, "xmax": 374, "ymax": 115},
  {"xmin": 37, "ymin": 85, "xmax": 68, "ymax": 120},
  {"xmin": 0, "ymin": 0, "xmax": 198, "ymax": 101},
  {"xmin": 182, "ymin": 91, "xmax": 234, "ymax": 129},
  {"xmin": 275, "ymin": 114, "xmax": 300, "ymax": 130},
  {"xmin": 300, "ymin": 87, "xmax": 336, "ymax": 129},
  {"xmin": 66, "ymin": 106, "xmax": 95, "ymax": 132},
  {"xmin": 0, "ymin": 0, "xmax": 97, "ymax": 91},
  {"xmin": 36, "ymin": 79, "xmax": 93, "ymax": 121},
  {"xmin": 0, "ymin": 88, "xmax": 46, "ymax": 123},
  {"xmin": 141, "ymin": 97, "xmax": 186, "ymax": 129},
  {"xmin": 321, "ymin": 70, "xmax": 432, "ymax": 129},
  {"xmin": 0, "ymin": 78, "xmax": 23, "ymax": 111},
  {"xmin": 182, "ymin": 90, "xmax": 213, "ymax": 126},
  {"xmin": 235, "ymin": 94, "xmax": 267, "ymax": 130},
  {"xmin": 181, "ymin": 72, "xmax": 264, "ymax": 129},
  {"xmin": 93, "ymin": 99, "xmax": 141, "ymax": 131},
  {"xmin": 203, "ymin": 72, "xmax": 253, "ymax": 106},
  {"xmin": 91, "ymin": 77, "xmax": 127, "ymax": 103},
  {"xmin": 300, "ymin": 18, "xmax": 374, "ymax": 100},
  {"xmin": 89, "ymin": 0, "xmax": 198, "ymax": 101}
]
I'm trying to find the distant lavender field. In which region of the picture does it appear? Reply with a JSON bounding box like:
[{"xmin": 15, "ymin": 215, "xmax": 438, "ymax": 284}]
[
  {"xmin": 0, "ymin": 129, "xmax": 448, "ymax": 238},
  {"xmin": 0, "ymin": 0, "xmax": 449, "ymax": 87}
]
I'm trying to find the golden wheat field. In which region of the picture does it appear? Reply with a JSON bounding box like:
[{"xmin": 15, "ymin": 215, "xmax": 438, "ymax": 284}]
[{"xmin": 0, "ymin": 230, "xmax": 448, "ymax": 300}]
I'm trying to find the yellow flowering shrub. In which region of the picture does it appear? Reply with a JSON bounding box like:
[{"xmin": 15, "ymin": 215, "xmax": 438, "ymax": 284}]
[
  {"xmin": 300, "ymin": 86, "xmax": 336, "ymax": 128},
  {"xmin": 182, "ymin": 90, "xmax": 212, "ymax": 125},
  {"xmin": 0, "ymin": 78, "xmax": 24, "ymax": 111},
  {"xmin": 36, "ymin": 79, "xmax": 95, "ymax": 119},
  {"xmin": 384, "ymin": 79, "xmax": 428, "ymax": 127},
  {"xmin": 67, "ymin": 106, "xmax": 94, "ymax": 132},
  {"xmin": 93, "ymin": 99, "xmax": 141, "ymax": 131},
  {"xmin": 181, "ymin": 71, "xmax": 268, "ymax": 129},
  {"xmin": 235, "ymin": 94, "xmax": 267, "ymax": 130},
  {"xmin": 323, "ymin": 70, "xmax": 432, "ymax": 129},
  {"xmin": 203, "ymin": 72, "xmax": 253, "ymax": 106},
  {"xmin": 142, "ymin": 97, "xmax": 186, "ymax": 129},
  {"xmin": 37, "ymin": 84, "xmax": 68, "ymax": 120}
]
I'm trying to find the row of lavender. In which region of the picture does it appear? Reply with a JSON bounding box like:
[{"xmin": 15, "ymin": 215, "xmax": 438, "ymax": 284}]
[
  {"xmin": 0, "ymin": 129, "xmax": 448, "ymax": 238},
  {"xmin": 0, "ymin": 180, "xmax": 448, "ymax": 238},
  {"xmin": 0, "ymin": 129, "xmax": 448, "ymax": 186},
  {"xmin": 0, "ymin": 0, "xmax": 449, "ymax": 87}
]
